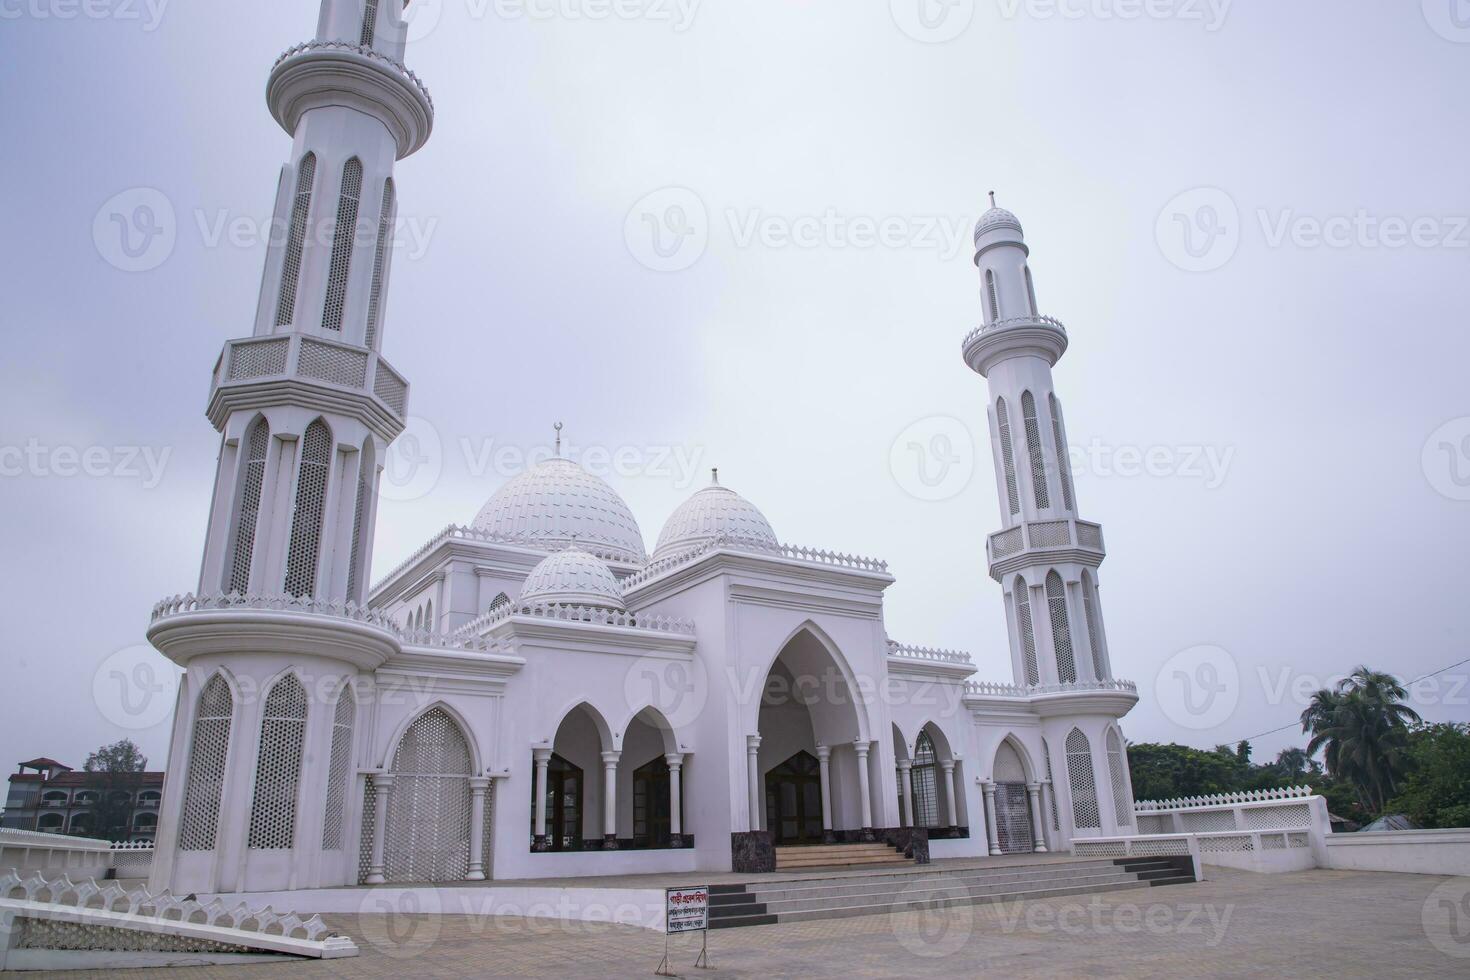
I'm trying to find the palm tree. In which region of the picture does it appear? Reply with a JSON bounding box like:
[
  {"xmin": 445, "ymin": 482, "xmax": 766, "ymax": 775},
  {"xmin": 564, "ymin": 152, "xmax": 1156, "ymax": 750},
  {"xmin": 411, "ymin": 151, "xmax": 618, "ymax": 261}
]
[
  {"xmin": 1274, "ymin": 747, "xmax": 1313, "ymax": 778},
  {"xmin": 1301, "ymin": 667, "xmax": 1421, "ymax": 814}
]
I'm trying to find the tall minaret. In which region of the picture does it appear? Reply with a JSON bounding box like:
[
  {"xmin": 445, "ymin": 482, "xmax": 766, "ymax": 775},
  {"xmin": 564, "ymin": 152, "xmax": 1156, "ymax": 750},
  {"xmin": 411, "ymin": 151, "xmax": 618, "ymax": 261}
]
[
  {"xmin": 148, "ymin": 1, "xmax": 433, "ymax": 896},
  {"xmin": 194, "ymin": 0, "xmax": 433, "ymax": 605},
  {"xmin": 963, "ymin": 197, "xmax": 1113, "ymax": 690}
]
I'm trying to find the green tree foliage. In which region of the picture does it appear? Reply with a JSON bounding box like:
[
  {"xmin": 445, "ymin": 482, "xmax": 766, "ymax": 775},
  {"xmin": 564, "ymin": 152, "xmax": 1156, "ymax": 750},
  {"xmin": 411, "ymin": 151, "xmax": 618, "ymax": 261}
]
[
  {"xmin": 1388, "ymin": 723, "xmax": 1470, "ymax": 829},
  {"xmin": 1301, "ymin": 667, "xmax": 1421, "ymax": 815},
  {"xmin": 81, "ymin": 739, "xmax": 147, "ymax": 840}
]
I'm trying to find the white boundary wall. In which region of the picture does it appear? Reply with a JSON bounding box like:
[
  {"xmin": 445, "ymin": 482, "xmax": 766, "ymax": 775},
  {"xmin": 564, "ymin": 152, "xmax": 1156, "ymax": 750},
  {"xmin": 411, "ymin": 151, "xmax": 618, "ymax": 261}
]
[{"xmin": 1322, "ymin": 829, "xmax": 1470, "ymax": 876}]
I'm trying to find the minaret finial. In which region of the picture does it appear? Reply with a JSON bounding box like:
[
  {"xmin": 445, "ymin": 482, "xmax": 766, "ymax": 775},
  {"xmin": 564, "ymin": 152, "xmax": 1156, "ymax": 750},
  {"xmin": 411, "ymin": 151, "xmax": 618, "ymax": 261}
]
[
  {"xmin": 554, "ymin": 421, "xmax": 563, "ymax": 457},
  {"xmin": 988, "ymin": 190, "xmax": 996, "ymax": 208},
  {"xmin": 712, "ymin": 467, "xmax": 719, "ymax": 485}
]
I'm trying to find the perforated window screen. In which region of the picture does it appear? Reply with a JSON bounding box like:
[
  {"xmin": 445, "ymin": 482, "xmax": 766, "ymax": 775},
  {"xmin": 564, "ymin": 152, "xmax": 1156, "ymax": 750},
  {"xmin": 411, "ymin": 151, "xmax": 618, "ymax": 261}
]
[
  {"xmin": 1082, "ymin": 571, "xmax": 1105, "ymax": 680},
  {"xmin": 383, "ymin": 707, "xmax": 473, "ymax": 883},
  {"xmin": 345, "ymin": 453, "xmax": 370, "ymax": 604},
  {"xmin": 996, "ymin": 398, "xmax": 1021, "ymax": 517},
  {"xmin": 985, "ymin": 269, "xmax": 999, "ymax": 322},
  {"xmin": 1066, "ymin": 728, "xmax": 1100, "ymax": 829},
  {"xmin": 178, "ymin": 675, "xmax": 234, "ymax": 851},
  {"xmin": 284, "ymin": 420, "xmax": 332, "ymax": 598},
  {"xmin": 1022, "ymin": 391, "xmax": 1051, "ymax": 510},
  {"xmin": 1043, "ymin": 738, "xmax": 1059, "ymax": 830},
  {"xmin": 360, "ymin": 0, "xmax": 380, "ymax": 46},
  {"xmin": 247, "ymin": 675, "xmax": 309, "ymax": 850},
  {"xmin": 1049, "ymin": 394, "xmax": 1075, "ymax": 511},
  {"xmin": 275, "ymin": 153, "xmax": 316, "ymax": 327},
  {"xmin": 365, "ymin": 179, "xmax": 394, "ymax": 350},
  {"xmin": 1025, "ymin": 266, "xmax": 1038, "ymax": 316},
  {"xmin": 321, "ymin": 686, "xmax": 356, "ymax": 849},
  {"xmin": 226, "ymin": 421, "xmax": 269, "ymax": 594},
  {"xmin": 1107, "ymin": 729, "xmax": 1133, "ymax": 826},
  {"xmin": 1014, "ymin": 577, "xmax": 1039, "ymax": 686},
  {"xmin": 1045, "ymin": 572, "xmax": 1077, "ymax": 683},
  {"xmin": 911, "ymin": 731, "xmax": 939, "ymax": 828},
  {"xmin": 322, "ymin": 159, "xmax": 364, "ymax": 333}
]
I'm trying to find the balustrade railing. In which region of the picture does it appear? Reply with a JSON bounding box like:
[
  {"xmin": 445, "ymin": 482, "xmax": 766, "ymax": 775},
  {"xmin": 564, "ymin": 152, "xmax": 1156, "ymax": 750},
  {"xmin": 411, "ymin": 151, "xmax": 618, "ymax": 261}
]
[
  {"xmin": 273, "ymin": 39, "xmax": 432, "ymax": 110},
  {"xmin": 212, "ymin": 332, "xmax": 408, "ymax": 420},
  {"xmin": 961, "ymin": 314, "xmax": 1067, "ymax": 352},
  {"xmin": 986, "ymin": 518, "xmax": 1105, "ymax": 563},
  {"xmin": 888, "ymin": 642, "xmax": 973, "ymax": 665},
  {"xmin": 963, "ymin": 677, "xmax": 1138, "ymax": 699},
  {"xmin": 457, "ymin": 601, "xmax": 696, "ymax": 638}
]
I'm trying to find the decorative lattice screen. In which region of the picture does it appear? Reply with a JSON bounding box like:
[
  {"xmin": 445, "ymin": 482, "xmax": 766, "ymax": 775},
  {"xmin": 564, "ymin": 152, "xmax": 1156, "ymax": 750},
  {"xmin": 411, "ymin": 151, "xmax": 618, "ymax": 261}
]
[
  {"xmin": 1014, "ymin": 578, "xmax": 1039, "ymax": 686},
  {"xmin": 360, "ymin": 0, "xmax": 380, "ymax": 45},
  {"xmin": 357, "ymin": 774, "xmax": 375, "ymax": 884},
  {"xmin": 299, "ymin": 340, "xmax": 368, "ymax": 387},
  {"xmin": 1045, "ymin": 572, "xmax": 1077, "ymax": 683},
  {"xmin": 995, "ymin": 398, "xmax": 1020, "ymax": 516},
  {"xmin": 1021, "ymin": 391, "xmax": 1051, "ymax": 510},
  {"xmin": 179, "ymin": 675, "xmax": 234, "ymax": 851},
  {"xmin": 226, "ymin": 420, "xmax": 269, "ymax": 594},
  {"xmin": 1065, "ymin": 728, "xmax": 1100, "ymax": 830},
  {"xmin": 383, "ymin": 707, "xmax": 473, "ymax": 883},
  {"xmin": 1107, "ymin": 729, "xmax": 1132, "ymax": 826},
  {"xmin": 321, "ymin": 686, "xmax": 357, "ymax": 850},
  {"xmin": 364, "ymin": 179, "xmax": 394, "ymax": 350},
  {"xmin": 1043, "ymin": 738, "xmax": 1059, "ymax": 830},
  {"xmin": 994, "ymin": 741, "xmax": 1027, "ymax": 783},
  {"xmin": 985, "ymin": 269, "xmax": 999, "ymax": 322},
  {"xmin": 247, "ymin": 675, "xmax": 308, "ymax": 850},
  {"xmin": 275, "ymin": 153, "xmax": 316, "ymax": 327},
  {"xmin": 994, "ymin": 782, "xmax": 1034, "ymax": 854},
  {"xmin": 1049, "ymin": 393, "xmax": 1075, "ymax": 511},
  {"xmin": 322, "ymin": 158, "xmax": 364, "ymax": 333},
  {"xmin": 345, "ymin": 451, "xmax": 371, "ymax": 604},
  {"xmin": 284, "ymin": 420, "xmax": 332, "ymax": 598},
  {"xmin": 911, "ymin": 731, "xmax": 939, "ymax": 828},
  {"xmin": 1081, "ymin": 572, "xmax": 1105, "ymax": 680}
]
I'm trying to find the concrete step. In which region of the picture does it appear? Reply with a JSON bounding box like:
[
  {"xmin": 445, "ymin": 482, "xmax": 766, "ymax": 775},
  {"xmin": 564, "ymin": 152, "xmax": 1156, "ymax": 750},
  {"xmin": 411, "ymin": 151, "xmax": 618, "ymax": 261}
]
[
  {"xmin": 749, "ymin": 859, "xmax": 1161, "ymax": 897},
  {"xmin": 774, "ymin": 878, "xmax": 1156, "ymax": 924},
  {"xmin": 774, "ymin": 842, "xmax": 909, "ymax": 870},
  {"xmin": 751, "ymin": 870, "xmax": 1149, "ymax": 914}
]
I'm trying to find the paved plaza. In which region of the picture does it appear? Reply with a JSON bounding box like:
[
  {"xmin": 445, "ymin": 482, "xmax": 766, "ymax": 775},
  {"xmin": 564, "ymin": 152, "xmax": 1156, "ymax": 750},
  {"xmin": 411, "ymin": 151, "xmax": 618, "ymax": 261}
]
[{"xmin": 18, "ymin": 867, "xmax": 1470, "ymax": 978}]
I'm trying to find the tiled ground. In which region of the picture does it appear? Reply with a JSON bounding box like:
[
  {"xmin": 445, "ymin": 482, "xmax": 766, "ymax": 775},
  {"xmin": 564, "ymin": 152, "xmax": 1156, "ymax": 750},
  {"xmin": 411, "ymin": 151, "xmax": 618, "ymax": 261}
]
[{"xmin": 18, "ymin": 868, "xmax": 1470, "ymax": 978}]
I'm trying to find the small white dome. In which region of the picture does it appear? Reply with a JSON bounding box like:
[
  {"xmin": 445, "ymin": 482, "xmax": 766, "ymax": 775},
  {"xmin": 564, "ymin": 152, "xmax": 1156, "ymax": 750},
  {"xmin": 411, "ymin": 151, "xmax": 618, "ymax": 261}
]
[
  {"xmin": 518, "ymin": 547, "xmax": 627, "ymax": 610},
  {"xmin": 974, "ymin": 205, "xmax": 1023, "ymax": 244},
  {"xmin": 653, "ymin": 477, "xmax": 779, "ymax": 561},
  {"xmin": 471, "ymin": 456, "xmax": 647, "ymax": 564}
]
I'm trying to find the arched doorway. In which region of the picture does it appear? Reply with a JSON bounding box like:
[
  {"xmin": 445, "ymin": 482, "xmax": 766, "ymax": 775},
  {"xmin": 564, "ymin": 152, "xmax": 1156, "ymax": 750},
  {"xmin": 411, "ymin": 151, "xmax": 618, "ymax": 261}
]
[
  {"xmin": 531, "ymin": 753, "xmax": 583, "ymax": 851},
  {"xmin": 993, "ymin": 740, "xmax": 1034, "ymax": 854},
  {"xmin": 383, "ymin": 707, "xmax": 473, "ymax": 882},
  {"xmin": 632, "ymin": 755, "xmax": 678, "ymax": 847},
  {"xmin": 765, "ymin": 751, "xmax": 824, "ymax": 845}
]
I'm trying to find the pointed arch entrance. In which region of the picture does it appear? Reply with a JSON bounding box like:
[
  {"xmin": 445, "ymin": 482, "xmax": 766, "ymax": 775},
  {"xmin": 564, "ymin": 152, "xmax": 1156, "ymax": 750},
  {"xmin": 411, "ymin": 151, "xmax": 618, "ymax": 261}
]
[
  {"xmin": 381, "ymin": 706, "xmax": 473, "ymax": 882},
  {"xmin": 992, "ymin": 739, "xmax": 1034, "ymax": 854}
]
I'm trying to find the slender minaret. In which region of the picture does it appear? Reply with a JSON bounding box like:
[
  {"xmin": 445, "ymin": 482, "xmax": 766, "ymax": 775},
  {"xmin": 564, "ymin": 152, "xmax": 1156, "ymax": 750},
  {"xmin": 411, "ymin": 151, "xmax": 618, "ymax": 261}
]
[
  {"xmin": 964, "ymin": 196, "xmax": 1137, "ymax": 840},
  {"xmin": 194, "ymin": 0, "xmax": 433, "ymax": 605},
  {"xmin": 964, "ymin": 196, "xmax": 1113, "ymax": 689},
  {"xmin": 148, "ymin": 0, "xmax": 433, "ymax": 895}
]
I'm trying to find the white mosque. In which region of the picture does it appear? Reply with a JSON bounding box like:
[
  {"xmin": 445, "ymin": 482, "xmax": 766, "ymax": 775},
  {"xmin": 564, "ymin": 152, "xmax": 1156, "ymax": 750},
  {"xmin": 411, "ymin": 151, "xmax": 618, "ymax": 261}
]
[{"xmin": 144, "ymin": 0, "xmax": 1143, "ymax": 895}]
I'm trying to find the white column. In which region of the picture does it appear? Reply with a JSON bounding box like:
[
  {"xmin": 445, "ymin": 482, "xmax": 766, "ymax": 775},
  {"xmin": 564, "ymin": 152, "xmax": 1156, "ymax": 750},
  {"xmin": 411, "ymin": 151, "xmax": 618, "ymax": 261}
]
[
  {"xmin": 982, "ymin": 780, "xmax": 1002, "ymax": 856},
  {"xmin": 816, "ymin": 745, "xmax": 834, "ymax": 843},
  {"xmin": 665, "ymin": 754, "xmax": 684, "ymax": 846},
  {"xmin": 897, "ymin": 761, "xmax": 914, "ymax": 828},
  {"xmin": 1026, "ymin": 782, "xmax": 1048, "ymax": 853},
  {"xmin": 745, "ymin": 735, "xmax": 763, "ymax": 833},
  {"xmin": 531, "ymin": 748, "xmax": 551, "ymax": 850},
  {"xmin": 854, "ymin": 739, "xmax": 874, "ymax": 840},
  {"xmin": 466, "ymin": 777, "xmax": 489, "ymax": 879},
  {"xmin": 364, "ymin": 773, "xmax": 394, "ymax": 884},
  {"xmin": 941, "ymin": 760, "xmax": 959, "ymax": 828},
  {"xmin": 601, "ymin": 751, "xmax": 620, "ymax": 849},
  {"xmin": 1041, "ymin": 780, "xmax": 1057, "ymax": 846}
]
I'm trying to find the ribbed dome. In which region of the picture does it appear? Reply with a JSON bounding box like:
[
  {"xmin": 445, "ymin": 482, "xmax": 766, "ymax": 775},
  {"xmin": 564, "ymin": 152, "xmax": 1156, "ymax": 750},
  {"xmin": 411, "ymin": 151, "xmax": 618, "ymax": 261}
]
[
  {"xmin": 518, "ymin": 547, "xmax": 627, "ymax": 610},
  {"xmin": 653, "ymin": 478, "xmax": 779, "ymax": 561},
  {"xmin": 974, "ymin": 206, "xmax": 1023, "ymax": 243},
  {"xmin": 471, "ymin": 457, "xmax": 647, "ymax": 564}
]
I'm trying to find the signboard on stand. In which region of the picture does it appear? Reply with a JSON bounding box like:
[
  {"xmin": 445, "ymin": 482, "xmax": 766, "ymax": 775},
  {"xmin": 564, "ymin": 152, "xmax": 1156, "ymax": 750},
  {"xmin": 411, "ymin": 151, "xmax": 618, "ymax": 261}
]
[{"xmin": 657, "ymin": 885, "xmax": 711, "ymax": 976}]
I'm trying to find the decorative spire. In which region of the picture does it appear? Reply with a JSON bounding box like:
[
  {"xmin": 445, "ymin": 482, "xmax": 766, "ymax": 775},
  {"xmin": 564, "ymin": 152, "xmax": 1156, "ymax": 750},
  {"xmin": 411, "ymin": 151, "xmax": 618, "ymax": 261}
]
[
  {"xmin": 554, "ymin": 421, "xmax": 563, "ymax": 457},
  {"xmin": 989, "ymin": 190, "xmax": 997, "ymax": 208},
  {"xmin": 711, "ymin": 467, "xmax": 719, "ymax": 485}
]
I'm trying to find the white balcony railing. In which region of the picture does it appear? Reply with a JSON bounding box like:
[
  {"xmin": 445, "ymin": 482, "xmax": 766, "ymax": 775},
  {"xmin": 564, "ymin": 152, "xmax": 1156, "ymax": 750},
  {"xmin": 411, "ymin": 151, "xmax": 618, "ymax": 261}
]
[
  {"xmin": 212, "ymin": 332, "xmax": 408, "ymax": 420},
  {"xmin": 987, "ymin": 518, "xmax": 1105, "ymax": 563}
]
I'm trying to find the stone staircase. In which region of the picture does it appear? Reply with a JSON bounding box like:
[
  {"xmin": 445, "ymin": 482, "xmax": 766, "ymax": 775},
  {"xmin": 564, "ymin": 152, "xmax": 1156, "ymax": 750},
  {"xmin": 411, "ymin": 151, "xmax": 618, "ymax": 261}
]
[
  {"xmin": 774, "ymin": 842, "xmax": 911, "ymax": 871},
  {"xmin": 708, "ymin": 856, "xmax": 1196, "ymax": 929}
]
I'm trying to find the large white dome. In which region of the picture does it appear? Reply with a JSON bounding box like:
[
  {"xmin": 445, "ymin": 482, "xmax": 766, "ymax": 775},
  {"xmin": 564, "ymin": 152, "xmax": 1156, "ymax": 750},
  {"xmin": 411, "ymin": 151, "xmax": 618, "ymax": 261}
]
[
  {"xmin": 653, "ymin": 477, "xmax": 779, "ymax": 561},
  {"xmin": 471, "ymin": 457, "xmax": 648, "ymax": 564},
  {"xmin": 518, "ymin": 547, "xmax": 627, "ymax": 610}
]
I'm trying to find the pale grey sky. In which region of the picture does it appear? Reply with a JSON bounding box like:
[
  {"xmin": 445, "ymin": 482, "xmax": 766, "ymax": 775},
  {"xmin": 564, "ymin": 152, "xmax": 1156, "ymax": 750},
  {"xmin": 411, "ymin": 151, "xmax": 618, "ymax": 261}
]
[{"xmin": 2, "ymin": 0, "xmax": 1468, "ymax": 772}]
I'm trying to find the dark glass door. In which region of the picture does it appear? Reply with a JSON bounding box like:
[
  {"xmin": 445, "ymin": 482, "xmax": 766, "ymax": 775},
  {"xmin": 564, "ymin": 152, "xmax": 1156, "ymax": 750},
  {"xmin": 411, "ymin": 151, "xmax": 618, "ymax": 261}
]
[
  {"xmin": 632, "ymin": 755, "xmax": 675, "ymax": 847},
  {"xmin": 765, "ymin": 751, "xmax": 824, "ymax": 845},
  {"xmin": 531, "ymin": 753, "xmax": 583, "ymax": 851}
]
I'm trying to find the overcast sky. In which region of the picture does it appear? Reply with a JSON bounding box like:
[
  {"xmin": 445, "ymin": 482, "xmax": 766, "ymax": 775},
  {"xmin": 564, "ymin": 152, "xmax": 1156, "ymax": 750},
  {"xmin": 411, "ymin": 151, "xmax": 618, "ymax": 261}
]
[{"xmin": 2, "ymin": 1, "xmax": 1468, "ymax": 775}]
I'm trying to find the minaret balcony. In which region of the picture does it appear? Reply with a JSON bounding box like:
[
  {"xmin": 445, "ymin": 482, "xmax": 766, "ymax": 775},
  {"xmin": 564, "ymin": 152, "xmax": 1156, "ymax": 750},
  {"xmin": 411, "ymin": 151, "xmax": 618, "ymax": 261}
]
[
  {"xmin": 986, "ymin": 517, "xmax": 1105, "ymax": 580},
  {"xmin": 961, "ymin": 314, "xmax": 1069, "ymax": 376},
  {"xmin": 268, "ymin": 40, "xmax": 434, "ymax": 159},
  {"xmin": 206, "ymin": 332, "xmax": 408, "ymax": 441}
]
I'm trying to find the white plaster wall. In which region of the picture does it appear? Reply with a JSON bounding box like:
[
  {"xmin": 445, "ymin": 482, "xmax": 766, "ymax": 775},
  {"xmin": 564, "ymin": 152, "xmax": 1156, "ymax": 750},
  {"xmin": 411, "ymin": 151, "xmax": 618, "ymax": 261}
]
[{"xmin": 1323, "ymin": 830, "xmax": 1470, "ymax": 876}]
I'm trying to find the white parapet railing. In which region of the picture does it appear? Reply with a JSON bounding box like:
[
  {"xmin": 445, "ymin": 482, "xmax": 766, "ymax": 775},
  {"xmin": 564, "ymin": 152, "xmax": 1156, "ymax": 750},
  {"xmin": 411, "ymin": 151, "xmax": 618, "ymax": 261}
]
[
  {"xmin": 0, "ymin": 829, "xmax": 114, "ymax": 881},
  {"xmin": 108, "ymin": 841, "xmax": 155, "ymax": 879},
  {"xmin": 1073, "ymin": 828, "xmax": 1318, "ymax": 878}
]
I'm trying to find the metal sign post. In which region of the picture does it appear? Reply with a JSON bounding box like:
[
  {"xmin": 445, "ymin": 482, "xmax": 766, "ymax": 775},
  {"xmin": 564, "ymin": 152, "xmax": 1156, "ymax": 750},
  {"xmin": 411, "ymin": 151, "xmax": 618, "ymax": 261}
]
[{"xmin": 657, "ymin": 885, "xmax": 711, "ymax": 976}]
